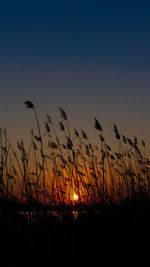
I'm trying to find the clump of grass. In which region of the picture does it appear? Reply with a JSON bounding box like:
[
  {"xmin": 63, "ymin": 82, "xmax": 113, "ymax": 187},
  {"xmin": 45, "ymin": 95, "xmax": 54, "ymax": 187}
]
[{"xmin": 0, "ymin": 101, "xmax": 150, "ymax": 210}]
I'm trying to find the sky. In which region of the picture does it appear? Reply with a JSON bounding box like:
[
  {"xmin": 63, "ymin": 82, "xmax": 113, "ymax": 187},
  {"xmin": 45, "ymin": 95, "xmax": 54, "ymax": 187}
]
[{"xmin": 0, "ymin": 0, "xmax": 150, "ymax": 149}]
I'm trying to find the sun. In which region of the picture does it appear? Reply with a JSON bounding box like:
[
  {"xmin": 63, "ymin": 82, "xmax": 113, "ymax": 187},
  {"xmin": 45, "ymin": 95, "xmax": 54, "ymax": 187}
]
[{"xmin": 73, "ymin": 194, "xmax": 79, "ymax": 201}]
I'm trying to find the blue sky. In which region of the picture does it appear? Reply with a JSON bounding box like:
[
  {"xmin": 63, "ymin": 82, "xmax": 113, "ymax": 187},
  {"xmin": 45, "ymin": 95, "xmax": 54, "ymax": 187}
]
[
  {"xmin": 1, "ymin": 1, "xmax": 150, "ymax": 65},
  {"xmin": 0, "ymin": 0, "xmax": 150, "ymax": 147}
]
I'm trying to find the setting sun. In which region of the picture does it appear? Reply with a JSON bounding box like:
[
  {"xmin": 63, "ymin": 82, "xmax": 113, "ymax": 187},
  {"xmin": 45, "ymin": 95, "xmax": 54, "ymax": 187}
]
[{"xmin": 73, "ymin": 194, "xmax": 79, "ymax": 201}]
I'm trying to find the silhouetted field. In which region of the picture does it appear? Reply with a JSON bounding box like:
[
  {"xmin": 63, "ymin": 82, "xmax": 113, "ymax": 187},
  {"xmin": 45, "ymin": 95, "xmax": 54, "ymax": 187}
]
[
  {"xmin": 0, "ymin": 101, "xmax": 150, "ymax": 266},
  {"xmin": 0, "ymin": 200, "xmax": 150, "ymax": 266}
]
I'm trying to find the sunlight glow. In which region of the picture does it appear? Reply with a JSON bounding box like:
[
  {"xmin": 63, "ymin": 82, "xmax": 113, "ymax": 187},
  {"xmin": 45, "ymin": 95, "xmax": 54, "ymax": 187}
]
[{"xmin": 73, "ymin": 194, "xmax": 79, "ymax": 201}]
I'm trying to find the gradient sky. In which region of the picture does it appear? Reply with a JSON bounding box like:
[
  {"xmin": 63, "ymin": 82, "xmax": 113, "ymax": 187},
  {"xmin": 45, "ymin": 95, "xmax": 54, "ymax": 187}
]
[{"xmin": 1, "ymin": 0, "xmax": 150, "ymax": 149}]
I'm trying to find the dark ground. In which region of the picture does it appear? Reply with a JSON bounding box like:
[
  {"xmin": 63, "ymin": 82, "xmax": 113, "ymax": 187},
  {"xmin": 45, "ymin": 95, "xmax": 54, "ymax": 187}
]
[{"xmin": 0, "ymin": 199, "xmax": 150, "ymax": 267}]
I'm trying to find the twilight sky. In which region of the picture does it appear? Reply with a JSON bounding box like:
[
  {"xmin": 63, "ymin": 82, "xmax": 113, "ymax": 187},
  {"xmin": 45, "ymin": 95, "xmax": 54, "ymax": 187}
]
[{"xmin": 0, "ymin": 0, "xmax": 150, "ymax": 148}]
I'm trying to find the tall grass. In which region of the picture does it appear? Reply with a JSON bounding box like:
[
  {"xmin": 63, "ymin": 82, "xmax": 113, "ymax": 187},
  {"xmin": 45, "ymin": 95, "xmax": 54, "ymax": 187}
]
[{"xmin": 0, "ymin": 100, "xmax": 150, "ymax": 209}]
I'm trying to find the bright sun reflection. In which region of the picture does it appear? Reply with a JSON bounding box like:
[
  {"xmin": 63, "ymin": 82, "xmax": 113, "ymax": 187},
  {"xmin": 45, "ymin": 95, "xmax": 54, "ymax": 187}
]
[{"xmin": 73, "ymin": 194, "xmax": 79, "ymax": 201}]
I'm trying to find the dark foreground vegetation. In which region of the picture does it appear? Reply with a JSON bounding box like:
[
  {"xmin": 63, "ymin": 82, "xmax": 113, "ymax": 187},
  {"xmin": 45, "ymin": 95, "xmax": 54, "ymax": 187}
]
[
  {"xmin": 0, "ymin": 101, "xmax": 150, "ymax": 266},
  {"xmin": 0, "ymin": 200, "xmax": 150, "ymax": 267}
]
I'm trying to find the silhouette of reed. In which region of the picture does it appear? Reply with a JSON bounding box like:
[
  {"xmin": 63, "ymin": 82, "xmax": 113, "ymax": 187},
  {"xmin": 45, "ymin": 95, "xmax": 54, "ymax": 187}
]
[
  {"xmin": 0, "ymin": 100, "xmax": 150, "ymax": 210},
  {"xmin": 0, "ymin": 101, "xmax": 150, "ymax": 266}
]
